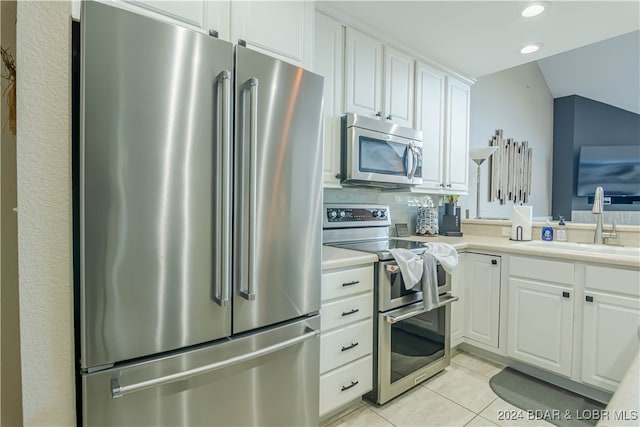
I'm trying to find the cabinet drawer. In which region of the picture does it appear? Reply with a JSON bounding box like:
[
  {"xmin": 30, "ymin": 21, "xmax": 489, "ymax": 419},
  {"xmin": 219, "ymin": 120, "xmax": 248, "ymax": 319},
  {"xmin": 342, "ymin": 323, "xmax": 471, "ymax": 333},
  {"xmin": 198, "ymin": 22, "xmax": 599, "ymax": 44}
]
[
  {"xmin": 510, "ymin": 256, "xmax": 574, "ymax": 285},
  {"xmin": 322, "ymin": 293, "xmax": 373, "ymax": 331},
  {"xmin": 319, "ymin": 355, "xmax": 373, "ymax": 417},
  {"xmin": 320, "ymin": 319, "xmax": 373, "ymax": 374},
  {"xmin": 585, "ymin": 265, "xmax": 640, "ymax": 297},
  {"xmin": 322, "ymin": 265, "xmax": 373, "ymax": 301}
]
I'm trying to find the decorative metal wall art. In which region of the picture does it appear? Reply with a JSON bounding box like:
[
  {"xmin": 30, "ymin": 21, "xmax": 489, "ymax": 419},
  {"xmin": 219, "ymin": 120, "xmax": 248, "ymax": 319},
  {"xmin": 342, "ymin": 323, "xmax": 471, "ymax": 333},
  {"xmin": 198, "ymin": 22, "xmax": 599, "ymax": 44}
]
[{"xmin": 489, "ymin": 129, "xmax": 532, "ymax": 204}]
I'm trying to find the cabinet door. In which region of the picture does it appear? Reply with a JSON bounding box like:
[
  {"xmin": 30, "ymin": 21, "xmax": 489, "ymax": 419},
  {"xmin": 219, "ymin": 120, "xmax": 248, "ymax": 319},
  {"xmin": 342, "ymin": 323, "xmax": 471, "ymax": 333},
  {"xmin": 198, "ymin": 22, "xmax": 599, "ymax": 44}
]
[
  {"xmin": 414, "ymin": 62, "xmax": 446, "ymax": 191},
  {"xmin": 345, "ymin": 28, "xmax": 383, "ymax": 119},
  {"xmin": 582, "ymin": 291, "xmax": 640, "ymax": 392},
  {"xmin": 384, "ymin": 47, "xmax": 414, "ymax": 127},
  {"xmin": 315, "ymin": 13, "xmax": 344, "ymax": 188},
  {"xmin": 464, "ymin": 254, "xmax": 501, "ymax": 348},
  {"xmin": 231, "ymin": 1, "xmax": 312, "ymax": 68},
  {"xmin": 450, "ymin": 253, "xmax": 465, "ymax": 347},
  {"xmin": 444, "ymin": 77, "xmax": 470, "ymax": 192},
  {"xmin": 507, "ymin": 278, "xmax": 574, "ymax": 377},
  {"xmin": 92, "ymin": 0, "xmax": 209, "ymax": 32}
]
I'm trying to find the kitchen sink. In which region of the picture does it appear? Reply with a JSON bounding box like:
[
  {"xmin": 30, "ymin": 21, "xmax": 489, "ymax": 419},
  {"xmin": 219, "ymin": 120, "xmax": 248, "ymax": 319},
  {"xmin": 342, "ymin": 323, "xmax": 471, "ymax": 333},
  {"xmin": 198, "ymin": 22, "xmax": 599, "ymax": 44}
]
[{"xmin": 516, "ymin": 240, "xmax": 640, "ymax": 257}]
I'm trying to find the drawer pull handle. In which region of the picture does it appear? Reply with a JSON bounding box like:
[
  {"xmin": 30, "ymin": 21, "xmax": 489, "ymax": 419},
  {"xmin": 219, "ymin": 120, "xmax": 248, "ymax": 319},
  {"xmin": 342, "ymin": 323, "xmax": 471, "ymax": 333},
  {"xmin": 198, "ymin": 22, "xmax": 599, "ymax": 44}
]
[
  {"xmin": 586, "ymin": 295, "xmax": 594, "ymax": 303},
  {"xmin": 342, "ymin": 280, "xmax": 360, "ymax": 287},
  {"xmin": 341, "ymin": 342, "xmax": 359, "ymax": 352},
  {"xmin": 341, "ymin": 380, "xmax": 359, "ymax": 392},
  {"xmin": 341, "ymin": 308, "xmax": 360, "ymax": 317},
  {"xmin": 562, "ymin": 291, "xmax": 570, "ymax": 299}
]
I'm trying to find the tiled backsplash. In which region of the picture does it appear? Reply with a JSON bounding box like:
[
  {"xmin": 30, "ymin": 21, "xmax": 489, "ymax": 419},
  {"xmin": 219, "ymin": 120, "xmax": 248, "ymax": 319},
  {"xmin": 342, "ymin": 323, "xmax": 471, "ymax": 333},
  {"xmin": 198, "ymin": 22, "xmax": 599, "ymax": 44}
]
[{"xmin": 571, "ymin": 210, "xmax": 640, "ymax": 226}]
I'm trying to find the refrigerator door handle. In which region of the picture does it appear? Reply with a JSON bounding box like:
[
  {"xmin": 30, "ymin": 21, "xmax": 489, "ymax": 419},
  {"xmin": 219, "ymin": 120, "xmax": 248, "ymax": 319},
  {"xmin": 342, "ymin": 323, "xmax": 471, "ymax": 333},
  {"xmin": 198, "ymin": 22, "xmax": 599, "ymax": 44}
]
[
  {"xmin": 240, "ymin": 77, "xmax": 258, "ymax": 301},
  {"xmin": 110, "ymin": 326, "xmax": 320, "ymax": 399},
  {"xmin": 213, "ymin": 70, "xmax": 232, "ymax": 307}
]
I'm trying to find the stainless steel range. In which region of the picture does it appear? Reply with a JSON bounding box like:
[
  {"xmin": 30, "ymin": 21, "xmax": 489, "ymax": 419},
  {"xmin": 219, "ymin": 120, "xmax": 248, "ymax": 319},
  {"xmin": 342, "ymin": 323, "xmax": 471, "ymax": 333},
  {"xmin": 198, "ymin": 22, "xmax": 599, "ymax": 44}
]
[{"xmin": 323, "ymin": 204, "xmax": 458, "ymax": 405}]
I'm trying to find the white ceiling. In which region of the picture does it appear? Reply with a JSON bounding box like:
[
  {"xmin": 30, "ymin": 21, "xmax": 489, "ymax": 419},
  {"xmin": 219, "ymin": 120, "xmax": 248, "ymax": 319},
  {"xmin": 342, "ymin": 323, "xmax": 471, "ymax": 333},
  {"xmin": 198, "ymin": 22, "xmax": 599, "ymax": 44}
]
[{"xmin": 318, "ymin": 1, "xmax": 640, "ymax": 113}]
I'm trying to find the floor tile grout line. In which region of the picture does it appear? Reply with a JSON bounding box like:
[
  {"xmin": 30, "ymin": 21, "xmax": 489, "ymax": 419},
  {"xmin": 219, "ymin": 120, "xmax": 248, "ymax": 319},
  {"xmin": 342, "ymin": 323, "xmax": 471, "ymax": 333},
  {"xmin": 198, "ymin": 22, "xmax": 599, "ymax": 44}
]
[{"xmin": 418, "ymin": 383, "xmax": 485, "ymax": 419}]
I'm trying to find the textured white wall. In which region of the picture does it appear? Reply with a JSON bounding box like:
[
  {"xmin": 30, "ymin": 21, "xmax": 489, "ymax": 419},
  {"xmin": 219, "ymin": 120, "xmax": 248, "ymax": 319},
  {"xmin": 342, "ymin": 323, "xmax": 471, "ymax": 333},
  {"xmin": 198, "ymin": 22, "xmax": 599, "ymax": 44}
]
[
  {"xmin": 16, "ymin": 1, "xmax": 75, "ymax": 425},
  {"xmin": 460, "ymin": 62, "xmax": 554, "ymax": 219}
]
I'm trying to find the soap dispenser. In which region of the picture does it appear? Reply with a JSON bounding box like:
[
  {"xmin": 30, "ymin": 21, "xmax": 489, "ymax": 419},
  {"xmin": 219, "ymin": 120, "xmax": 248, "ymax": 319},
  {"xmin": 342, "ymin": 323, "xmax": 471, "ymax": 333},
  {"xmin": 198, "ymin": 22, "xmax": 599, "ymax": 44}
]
[
  {"xmin": 542, "ymin": 219, "xmax": 554, "ymax": 241},
  {"xmin": 556, "ymin": 216, "xmax": 568, "ymax": 242}
]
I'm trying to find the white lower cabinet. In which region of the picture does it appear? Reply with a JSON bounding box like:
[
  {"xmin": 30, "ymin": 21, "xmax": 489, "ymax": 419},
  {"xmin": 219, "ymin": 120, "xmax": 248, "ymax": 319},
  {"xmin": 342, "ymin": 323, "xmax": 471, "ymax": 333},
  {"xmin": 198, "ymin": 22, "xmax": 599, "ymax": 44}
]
[
  {"xmin": 463, "ymin": 253, "xmax": 501, "ymax": 348},
  {"xmin": 507, "ymin": 278, "xmax": 574, "ymax": 377},
  {"xmin": 450, "ymin": 253, "xmax": 465, "ymax": 347},
  {"xmin": 319, "ymin": 356, "xmax": 373, "ymax": 417},
  {"xmin": 581, "ymin": 265, "xmax": 640, "ymax": 392},
  {"xmin": 320, "ymin": 264, "xmax": 374, "ymax": 418}
]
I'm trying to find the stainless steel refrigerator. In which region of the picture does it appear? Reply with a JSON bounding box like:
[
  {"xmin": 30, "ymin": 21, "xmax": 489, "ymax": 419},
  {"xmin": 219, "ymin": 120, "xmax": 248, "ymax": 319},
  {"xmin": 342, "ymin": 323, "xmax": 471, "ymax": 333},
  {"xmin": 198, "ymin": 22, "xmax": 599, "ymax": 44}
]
[{"xmin": 77, "ymin": 2, "xmax": 324, "ymax": 425}]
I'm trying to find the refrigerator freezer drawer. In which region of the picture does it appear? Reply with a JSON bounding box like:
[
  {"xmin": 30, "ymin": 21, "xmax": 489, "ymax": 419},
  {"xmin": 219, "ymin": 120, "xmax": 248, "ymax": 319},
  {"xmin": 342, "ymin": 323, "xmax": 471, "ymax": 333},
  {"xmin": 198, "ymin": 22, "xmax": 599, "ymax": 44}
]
[{"xmin": 83, "ymin": 316, "xmax": 320, "ymax": 426}]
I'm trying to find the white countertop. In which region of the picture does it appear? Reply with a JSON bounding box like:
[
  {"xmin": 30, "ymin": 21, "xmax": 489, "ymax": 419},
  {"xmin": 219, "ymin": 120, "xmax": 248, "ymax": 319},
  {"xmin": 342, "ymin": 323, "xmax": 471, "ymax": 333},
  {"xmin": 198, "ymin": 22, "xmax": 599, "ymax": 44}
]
[
  {"xmin": 395, "ymin": 235, "xmax": 640, "ymax": 269},
  {"xmin": 322, "ymin": 246, "xmax": 379, "ymax": 270},
  {"xmin": 322, "ymin": 234, "xmax": 640, "ymax": 269}
]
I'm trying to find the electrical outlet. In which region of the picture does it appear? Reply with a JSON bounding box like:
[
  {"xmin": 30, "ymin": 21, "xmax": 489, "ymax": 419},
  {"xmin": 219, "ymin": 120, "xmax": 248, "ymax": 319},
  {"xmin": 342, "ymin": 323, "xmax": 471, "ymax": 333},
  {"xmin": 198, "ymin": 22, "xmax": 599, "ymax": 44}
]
[{"xmin": 501, "ymin": 227, "xmax": 511, "ymax": 237}]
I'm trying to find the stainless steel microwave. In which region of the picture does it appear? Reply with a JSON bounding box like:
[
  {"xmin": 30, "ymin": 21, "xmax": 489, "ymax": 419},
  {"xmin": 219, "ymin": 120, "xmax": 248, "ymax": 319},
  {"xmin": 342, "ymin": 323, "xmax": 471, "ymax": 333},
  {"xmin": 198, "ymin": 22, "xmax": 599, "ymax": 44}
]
[{"xmin": 340, "ymin": 113, "xmax": 423, "ymax": 188}]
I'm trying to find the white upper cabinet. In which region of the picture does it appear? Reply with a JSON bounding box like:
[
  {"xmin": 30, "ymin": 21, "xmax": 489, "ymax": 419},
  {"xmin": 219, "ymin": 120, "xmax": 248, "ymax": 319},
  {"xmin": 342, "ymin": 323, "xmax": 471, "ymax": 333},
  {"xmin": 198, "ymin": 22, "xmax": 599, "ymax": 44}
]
[
  {"xmin": 345, "ymin": 28, "xmax": 384, "ymax": 120},
  {"xmin": 445, "ymin": 77, "xmax": 471, "ymax": 192},
  {"xmin": 383, "ymin": 47, "xmax": 414, "ymax": 127},
  {"xmin": 86, "ymin": 1, "xmax": 229, "ymax": 38},
  {"xmin": 314, "ymin": 12, "xmax": 344, "ymax": 188},
  {"xmin": 88, "ymin": 2, "xmax": 312, "ymax": 68},
  {"xmin": 414, "ymin": 62, "xmax": 446, "ymax": 191},
  {"xmin": 345, "ymin": 28, "xmax": 414, "ymax": 127},
  {"xmin": 231, "ymin": 1, "xmax": 314, "ymax": 68},
  {"xmin": 413, "ymin": 68, "xmax": 471, "ymax": 193}
]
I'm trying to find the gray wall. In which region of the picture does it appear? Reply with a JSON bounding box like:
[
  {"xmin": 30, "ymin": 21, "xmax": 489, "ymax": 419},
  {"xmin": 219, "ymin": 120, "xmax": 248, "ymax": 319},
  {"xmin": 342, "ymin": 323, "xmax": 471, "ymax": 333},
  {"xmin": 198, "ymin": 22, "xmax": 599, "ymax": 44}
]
[{"xmin": 552, "ymin": 95, "xmax": 640, "ymax": 220}]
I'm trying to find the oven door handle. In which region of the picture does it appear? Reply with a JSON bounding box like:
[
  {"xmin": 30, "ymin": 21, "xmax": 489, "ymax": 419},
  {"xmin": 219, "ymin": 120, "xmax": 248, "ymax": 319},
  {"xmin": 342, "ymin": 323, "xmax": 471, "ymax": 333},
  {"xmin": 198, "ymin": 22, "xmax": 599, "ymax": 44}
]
[{"xmin": 385, "ymin": 294, "xmax": 459, "ymax": 324}]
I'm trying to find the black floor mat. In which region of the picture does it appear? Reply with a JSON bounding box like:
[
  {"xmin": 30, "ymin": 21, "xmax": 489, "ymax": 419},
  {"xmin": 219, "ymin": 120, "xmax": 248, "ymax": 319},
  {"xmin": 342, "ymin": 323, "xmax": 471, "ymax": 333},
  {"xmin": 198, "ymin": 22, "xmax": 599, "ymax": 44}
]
[{"xmin": 489, "ymin": 367, "xmax": 606, "ymax": 427}]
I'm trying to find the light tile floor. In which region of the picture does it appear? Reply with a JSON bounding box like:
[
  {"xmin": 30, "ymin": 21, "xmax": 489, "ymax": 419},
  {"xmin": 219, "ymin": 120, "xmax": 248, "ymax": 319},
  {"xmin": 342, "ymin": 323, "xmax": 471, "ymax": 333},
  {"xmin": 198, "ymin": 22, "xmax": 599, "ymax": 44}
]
[{"xmin": 322, "ymin": 350, "xmax": 555, "ymax": 427}]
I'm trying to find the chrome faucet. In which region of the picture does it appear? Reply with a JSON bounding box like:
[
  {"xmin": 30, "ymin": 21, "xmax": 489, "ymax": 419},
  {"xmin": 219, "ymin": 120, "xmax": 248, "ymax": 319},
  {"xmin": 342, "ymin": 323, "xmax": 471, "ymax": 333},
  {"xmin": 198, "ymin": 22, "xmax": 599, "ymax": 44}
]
[{"xmin": 592, "ymin": 186, "xmax": 617, "ymax": 244}]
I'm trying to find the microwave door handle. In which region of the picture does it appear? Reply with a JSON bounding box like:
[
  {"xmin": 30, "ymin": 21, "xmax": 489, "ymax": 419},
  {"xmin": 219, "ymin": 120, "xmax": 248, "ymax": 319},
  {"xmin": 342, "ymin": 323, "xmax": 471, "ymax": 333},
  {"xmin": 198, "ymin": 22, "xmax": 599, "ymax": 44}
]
[
  {"xmin": 404, "ymin": 145, "xmax": 413, "ymax": 180},
  {"xmin": 407, "ymin": 143, "xmax": 418, "ymax": 180}
]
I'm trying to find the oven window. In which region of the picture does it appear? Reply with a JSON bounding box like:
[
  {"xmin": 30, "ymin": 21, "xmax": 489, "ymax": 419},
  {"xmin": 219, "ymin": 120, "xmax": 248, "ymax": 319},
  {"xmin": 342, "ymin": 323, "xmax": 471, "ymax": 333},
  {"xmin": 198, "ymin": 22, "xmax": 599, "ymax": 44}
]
[
  {"xmin": 359, "ymin": 137, "xmax": 407, "ymax": 176},
  {"xmin": 390, "ymin": 306, "xmax": 445, "ymax": 383}
]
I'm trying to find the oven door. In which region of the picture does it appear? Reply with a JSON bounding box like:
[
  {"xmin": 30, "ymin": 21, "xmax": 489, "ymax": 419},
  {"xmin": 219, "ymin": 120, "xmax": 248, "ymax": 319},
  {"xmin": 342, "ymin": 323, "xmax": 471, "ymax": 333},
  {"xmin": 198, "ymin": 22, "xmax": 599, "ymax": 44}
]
[
  {"xmin": 378, "ymin": 260, "xmax": 450, "ymax": 312},
  {"xmin": 372, "ymin": 296, "xmax": 458, "ymax": 405},
  {"xmin": 343, "ymin": 126, "xmax": 423, "ymax": 186}
]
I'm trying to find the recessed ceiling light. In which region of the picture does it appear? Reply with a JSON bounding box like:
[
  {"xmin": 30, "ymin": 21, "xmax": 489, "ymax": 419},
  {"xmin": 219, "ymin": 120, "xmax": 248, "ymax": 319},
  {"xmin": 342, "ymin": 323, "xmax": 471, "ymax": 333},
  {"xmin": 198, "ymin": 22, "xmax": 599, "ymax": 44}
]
[
  {"xmin": 520, "ymin": 43, "xmax": 542, "ymax": 54},
  {"xmin": 522, "ymin": 3, "xmax": 546, "ymax": 18}
]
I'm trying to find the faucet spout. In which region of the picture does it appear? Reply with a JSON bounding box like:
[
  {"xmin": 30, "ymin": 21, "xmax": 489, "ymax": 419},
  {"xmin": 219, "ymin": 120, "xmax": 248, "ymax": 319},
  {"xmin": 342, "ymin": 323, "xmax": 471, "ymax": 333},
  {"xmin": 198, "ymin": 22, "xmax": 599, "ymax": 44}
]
[{"xmin": 593, "ymin": 186, "xmax": 604, "ymax": 244}]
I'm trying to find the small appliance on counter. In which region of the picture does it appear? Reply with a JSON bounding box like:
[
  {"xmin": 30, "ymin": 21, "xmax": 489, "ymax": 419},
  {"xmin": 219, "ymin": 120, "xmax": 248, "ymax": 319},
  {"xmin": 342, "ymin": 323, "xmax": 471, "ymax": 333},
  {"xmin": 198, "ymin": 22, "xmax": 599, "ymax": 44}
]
[{"xmin": 438, "ymin": 205, "xmax": 462, "ymax": 237}]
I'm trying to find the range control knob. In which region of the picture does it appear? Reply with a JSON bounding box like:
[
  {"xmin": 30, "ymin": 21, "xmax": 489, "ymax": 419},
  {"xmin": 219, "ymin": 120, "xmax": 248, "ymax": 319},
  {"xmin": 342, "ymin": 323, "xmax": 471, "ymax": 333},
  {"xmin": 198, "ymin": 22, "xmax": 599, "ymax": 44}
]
[
  {"xmin": 379, "ymin": 210, "xmax": 386, "ymax": 218},
  {"xmin": 372, "ymin": 210, "xmax": 379, "ymax": 217},
  {"xmin": 328, "ymin": 210, "xmax": 337, "ymax": 219},
  {"xmin": 339, "ymin": 210, "xmax": 346, "ymax": 218}
]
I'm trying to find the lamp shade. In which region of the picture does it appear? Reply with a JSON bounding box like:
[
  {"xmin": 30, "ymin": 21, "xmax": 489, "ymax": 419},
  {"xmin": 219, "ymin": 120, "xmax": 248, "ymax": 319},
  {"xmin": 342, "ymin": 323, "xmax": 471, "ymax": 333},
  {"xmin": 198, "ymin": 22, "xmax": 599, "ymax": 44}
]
[{"xmin": 470, "ymin": 146, "xmax": 498, "ymax": 166}]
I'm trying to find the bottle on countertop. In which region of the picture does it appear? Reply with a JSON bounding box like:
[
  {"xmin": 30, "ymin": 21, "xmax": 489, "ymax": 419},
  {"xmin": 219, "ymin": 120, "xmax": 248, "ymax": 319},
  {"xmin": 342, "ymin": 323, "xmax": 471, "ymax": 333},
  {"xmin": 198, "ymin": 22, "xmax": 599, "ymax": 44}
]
[
  {"xmin": 556, "ymin": 216, "xmax": 568, "ymax": 242},
  {"xmin": 542, "ymin": 219, "xmax": 554, "ymax": 241}
]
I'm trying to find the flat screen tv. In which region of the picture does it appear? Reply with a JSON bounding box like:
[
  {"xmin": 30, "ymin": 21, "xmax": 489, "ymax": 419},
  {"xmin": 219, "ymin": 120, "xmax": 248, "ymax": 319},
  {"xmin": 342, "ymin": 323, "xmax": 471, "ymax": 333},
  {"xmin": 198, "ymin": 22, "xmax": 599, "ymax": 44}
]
[{"xmin": 576, "ymin": 145, "xmax": 640, "ymax": 196}]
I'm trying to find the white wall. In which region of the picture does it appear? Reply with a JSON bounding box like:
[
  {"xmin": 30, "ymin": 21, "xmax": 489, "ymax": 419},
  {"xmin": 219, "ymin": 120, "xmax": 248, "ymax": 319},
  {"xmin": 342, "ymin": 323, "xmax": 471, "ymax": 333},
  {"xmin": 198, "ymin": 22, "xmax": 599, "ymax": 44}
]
[
  {"xmin": 459, "ymin": 61, "xmax": 554, "ymax": 219},
  {"xmin": 16, "ymin": 1, "xmax": 75, "ymax": 425}
]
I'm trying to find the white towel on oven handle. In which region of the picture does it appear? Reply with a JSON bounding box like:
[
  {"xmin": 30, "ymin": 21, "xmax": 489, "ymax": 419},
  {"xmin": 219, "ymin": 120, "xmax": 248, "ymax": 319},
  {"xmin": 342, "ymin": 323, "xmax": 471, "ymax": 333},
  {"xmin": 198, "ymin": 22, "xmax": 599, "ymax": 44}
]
[
  {"xmin": 424, "ymin": 242, "xmax": 459, "ymax": 273},
  {"xmin": 421, "ymin": 252, "xmax": 439, "ymax": 311},
  {"xmin": 388, "ymin": 248, "xmax": 440, "ymax": 312},
  {"xmin": 388, "ymin": 248, "xmax": 423, "ymax": 289}
]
